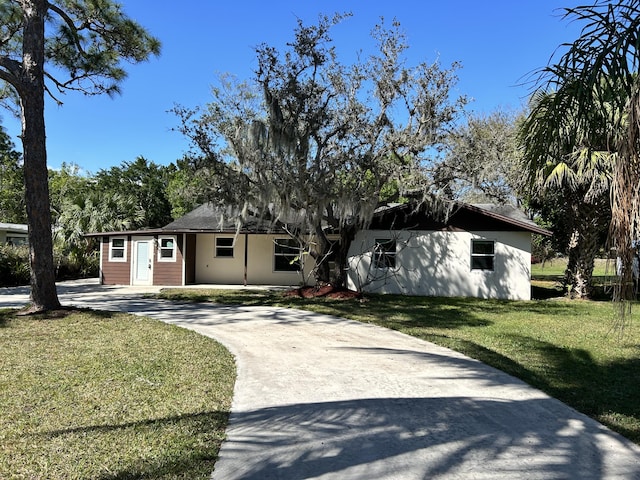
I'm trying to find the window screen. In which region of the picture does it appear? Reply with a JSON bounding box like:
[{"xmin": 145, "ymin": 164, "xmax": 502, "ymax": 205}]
[
  {"xmin": 109, "ymin": 237, "xmax": 126, "ymax": 261},
  {"xmin": 216, "ymin": 237, "xmax": 234, "ymax": 257},
  {"xmin": 471, "ymin": 240, "xmax": 495, "ymax": 270},
  {"xmin": 374, "ymin": 239, "xmax": 396, "ymax": 269},
  {"xmin": 274, "ymin": 238, "xmax": 301, "ymax": 272}
]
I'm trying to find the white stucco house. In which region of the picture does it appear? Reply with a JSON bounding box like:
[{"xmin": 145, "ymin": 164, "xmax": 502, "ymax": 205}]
[
  {"xmin": 87, "ymin": 201, "xmax": 550, "ymax": 300},
  {"xmin": 346, "ymin": 202, "xmax": 549, "ymax": 300},
  {"xmin": 0, "ymin": 222, "xmax": 28, "ymax": 246}
]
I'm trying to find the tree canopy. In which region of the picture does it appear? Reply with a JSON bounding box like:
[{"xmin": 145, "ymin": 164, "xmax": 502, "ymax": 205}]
[
  {"xmin": 0, "ymin": 123, "xmax": 25, "ymax": 223},
  {"xmin": 176, "ymin": 14, "xmax": 467, "ymax": 286},
  {"xmin": 435, "ymin": 110, "xmax": 524, "ymax": 205},
  {"xmin": 95, "ymin": 156, "xmax": 173, "ymax": 229}
]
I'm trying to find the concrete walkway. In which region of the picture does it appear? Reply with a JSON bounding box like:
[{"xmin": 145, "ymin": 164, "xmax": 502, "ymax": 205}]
[{"xmin": 2, "ymin": 280, "xmax": 640, "ymax": 479}]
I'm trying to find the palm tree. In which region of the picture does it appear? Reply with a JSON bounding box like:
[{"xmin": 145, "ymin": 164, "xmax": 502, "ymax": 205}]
[
  {"xmin": 54, "ymin": 192, "xmax": 144, "ymax": 275},
  {"xmin": 526, "ymin": 1, "xmax": 640, "ymax": 308},
  {"xmin": 520, "ymin": 83, "xmax": 616, "ymax": 299}
]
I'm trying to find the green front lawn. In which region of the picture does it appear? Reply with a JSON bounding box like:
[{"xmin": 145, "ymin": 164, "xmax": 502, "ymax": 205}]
[
  {"xmin": 5, "ymin": 283, "xmax": 639, "ymax": 478},
  {"xmin": 157, "ymin": 287, "xmax": 640, "ymax": 444},
  {"xmin": 0, "ymin": 309, "xmax": 236, "ymax": 479}
]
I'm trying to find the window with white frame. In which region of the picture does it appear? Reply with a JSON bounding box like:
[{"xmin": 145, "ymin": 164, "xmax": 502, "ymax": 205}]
[
  {"xmin": 374, "ymin": 239, "xmax": 397, "ymax": 269},
  {"xmin": 215, "ymin": 237, "xmax": 234, "ymax": 257},
  {"xmin": 274, "ymin": 238, "xmax": 301, "ymax": 272},
  {"xmin": 471, "ymin": 239, "xmax": 495, "ymax": 270},
  {"xmin": 109, "ymin": 237, "xmax": 126, "ymax": 262},
  {"xmin": 158, "ymin": 236, "xmax": 177, "ymax": 262}
]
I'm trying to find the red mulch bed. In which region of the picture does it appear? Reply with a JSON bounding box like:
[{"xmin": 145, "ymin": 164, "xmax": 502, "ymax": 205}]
[{"xmin": 284, "ymin": 284, "xmax": 362, "ymax": 300}]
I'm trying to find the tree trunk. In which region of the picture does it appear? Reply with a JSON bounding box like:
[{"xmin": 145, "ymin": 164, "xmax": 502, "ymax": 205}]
[
  {"xmin": 20, "ymin": 0, "xmax": 61, "ymax": 312},
  {"xmin": 564, "ymin": 228, "xmax": 599, "ymax": 299},
  {"xmin": 563, "ymin": 201, "xmax": 607, "ymax": 299},
  {"xmin": 334, "ymin": 224, "xmax": 357, "ymax": 290},
  {"xmin": 563, "ymin": 232, "xmax": 579, "ymax": 295}
]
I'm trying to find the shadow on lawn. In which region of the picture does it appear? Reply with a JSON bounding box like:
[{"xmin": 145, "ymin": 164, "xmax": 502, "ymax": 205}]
[
  {"xmin": 43, "ymin": 410, "xmax": 229, "ymax": 480},
  {"xmin": 0, "ymin": 309, "xmax": 13, "ymax": 327},
  {"xmin": 157, "ymin": 289, "xmax": 587, "ymax": 330},
  {"xmin": 0, "ymin": 306, "xmax": 121, "ymax": 326},
  {"xmin": 341, "ymin": 294, "xmax": 583, "ymax": 330},
  {"xmin": 154, "ymin": 289, "xmax": 280, "ymax": 308},
  {"xmin": 531, "ymin": 277, "xmax": 616, "ymax": 301},
  {"xmin": 505, "ymin": 334, "xmax": 640, "ymax": 441},
  {"xmin": 426, "ymin": 331, "xmax": 640, "ymax": 444},
  {"xmin": 532, "ymin": 283, "xmax": 564, "ymax": 300}
]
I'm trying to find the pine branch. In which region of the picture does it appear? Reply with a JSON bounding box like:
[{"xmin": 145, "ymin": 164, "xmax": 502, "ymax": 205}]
[
  {"xmin": 47, "ymin": 2, "xmax": 86, "ymax": 54},
  {"xmin": 0, "ymin": 56, "xmax": 22, "ymax": 92}
]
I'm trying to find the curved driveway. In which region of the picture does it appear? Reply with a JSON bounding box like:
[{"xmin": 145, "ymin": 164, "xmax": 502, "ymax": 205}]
[{"xmin": 2, "ymin": 280, "xmax": 640, "ymax": 479}]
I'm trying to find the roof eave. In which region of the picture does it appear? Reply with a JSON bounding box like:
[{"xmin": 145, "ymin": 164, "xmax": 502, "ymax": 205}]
[{"xmin": 460, "ymin": 203, "xmax": 553, "ymax": 236}]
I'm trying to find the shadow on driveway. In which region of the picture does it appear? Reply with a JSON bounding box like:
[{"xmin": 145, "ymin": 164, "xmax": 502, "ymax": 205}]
[{"xmin": 215, "ymin": 396, "xmax": 640, "ymax": 479}]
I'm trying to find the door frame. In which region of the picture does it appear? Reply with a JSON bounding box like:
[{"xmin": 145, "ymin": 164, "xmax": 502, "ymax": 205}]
[{"xmin": 131, "ymin": 236, "xmax": 154, "ymax": 286}]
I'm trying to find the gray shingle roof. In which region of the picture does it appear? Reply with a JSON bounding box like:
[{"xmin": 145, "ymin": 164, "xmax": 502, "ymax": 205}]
[
  {"xmin": 87, "ymin": 201, "xmax": 551, "ymax": 237},
  {"xmin": 372, "ymin": 201, "xmax": 552, "ymax": 236},
  {"xmin": 467, "ymin": 203, "xmax": 551, "ymax": 235},
  {"xmin": 162, "ymin": 203, "xmax": 285, "ymax": 234}
]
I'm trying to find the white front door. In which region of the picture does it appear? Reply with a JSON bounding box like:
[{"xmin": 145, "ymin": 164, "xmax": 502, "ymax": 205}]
[{"xmin": 132, "ymin": 237, "xmax": 153, "ymax": 285}]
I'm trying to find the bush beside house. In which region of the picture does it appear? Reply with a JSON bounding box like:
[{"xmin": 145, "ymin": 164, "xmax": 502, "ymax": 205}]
[
  {"xmin": 0, "ymin": 245, "xmax": 30, "ymax": 286},
  {"xmin": 0, "ymin": 245, "xmax": 98, "ymax": 287}
]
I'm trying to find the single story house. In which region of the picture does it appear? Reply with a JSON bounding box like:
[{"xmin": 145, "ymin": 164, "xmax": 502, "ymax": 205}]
[
  {"xmin": 346, "ymin": 202, "xmax": 550, "ymax": 301},
  {"xmin": 0, "ymin": 222, "xmax": 28, "ymax": 246},
  {"xmin": 87, "ymin": 201, "xmax": 551, "ymax": 300}
]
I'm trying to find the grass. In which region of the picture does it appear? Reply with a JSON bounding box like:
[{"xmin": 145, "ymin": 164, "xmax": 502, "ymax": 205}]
[
  {"xmin": 156, "ymin": 287, "xmax": 640, "ymax": 444},
  {"xmin": 531, "ymin": 258, "xmax": 618, "ymax": 300},
  {"xmin": 6, "ymin": 269, "xmax": 638, "ymax": 476},
  {"xmin": 532, "ymin": 257, "xmax": 613, "ymax": 279},
  {"xmin": 0, "ymin": 308, "xmax": 236, "ymax": 480}
]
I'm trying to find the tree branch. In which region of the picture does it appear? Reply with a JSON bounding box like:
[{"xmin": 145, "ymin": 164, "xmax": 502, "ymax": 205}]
[
  {"xmin": 46, "ymin": 1, "xmax": 86, "ymax": 54},
  {"xmin": 0, "ymin": 56, "xmax": 23, "ymax": 93},
  {"xmin": 43, "ymin": 72, "xmax": 64, "ymax": 106},
  {"xmin": 0, "ymin": 22, "xmax": 22, "ymax": 49}
]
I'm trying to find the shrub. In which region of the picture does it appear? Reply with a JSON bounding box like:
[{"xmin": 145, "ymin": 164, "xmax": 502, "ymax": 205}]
[
  {"xmin": 0, "ymin": 245, "xmax": 30, "ymax": 286},
  {"xmin": 54, "ymin": 247, "xmax": 99, "ymax": 280},
  {"xmin": 0, "ymin": 244, "xmax": 99, "ymax": 287}
]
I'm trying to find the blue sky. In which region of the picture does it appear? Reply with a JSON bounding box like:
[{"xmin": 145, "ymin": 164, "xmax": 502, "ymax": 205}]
[{"xmin": 2, "ymin": 0, "xmax": 583, "ymax": 174}]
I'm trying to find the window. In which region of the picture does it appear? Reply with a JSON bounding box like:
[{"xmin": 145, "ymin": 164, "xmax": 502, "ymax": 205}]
[
  {"xmin": 274, "ymin": 238, "xmax": 301, "ymax": 272},
  {"xmin": 6, "ymin": 236, "xmax": 27, "ymax": 246},
  {"xmin": 109, "ymin": 237, "xmax": 126, "ymax": 262},
  {"xmin": 471, "ymin": 240, "xmax": 495, "ymax": 270},
  {"xmin": 158, "ymin": 236, "xmax": 177, "ymax": 262},
  {"xmin": 374, "ymin": 239, "xmax": 396, "ymax": 269},
  {"xmin": 216, "ymin": 237, "xmax": 234, "ymax": 258}
]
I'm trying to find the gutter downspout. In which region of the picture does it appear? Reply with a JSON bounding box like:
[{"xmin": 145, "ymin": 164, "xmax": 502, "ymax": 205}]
[{"xmin": 244, "ymin": 232, "xmax": 249, "ymax": 286}]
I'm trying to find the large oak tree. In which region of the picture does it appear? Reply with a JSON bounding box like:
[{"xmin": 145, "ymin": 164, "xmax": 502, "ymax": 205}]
[
  {"xmin": 0, "ymin": 0, "xmax": 159, "ymax": 312},
  {"xmin": 176, "ymin": 15, "xmax": 466, "ymax": 287},
  {"xmin": 435, "ymin": 110, "xmax": 524, "ymax": 204}
]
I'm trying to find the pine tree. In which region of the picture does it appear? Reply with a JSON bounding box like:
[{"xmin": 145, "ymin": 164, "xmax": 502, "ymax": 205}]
[{"xmin": 0, "ymin": 1, "xmax": 160, "ymax": 312}]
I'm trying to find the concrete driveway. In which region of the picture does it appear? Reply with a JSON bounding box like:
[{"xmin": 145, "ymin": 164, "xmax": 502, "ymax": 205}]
[{"xmin": 2, "ymin": 280, "xmax": 640, "ymax": 479}]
